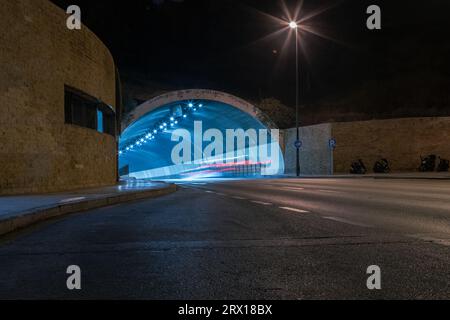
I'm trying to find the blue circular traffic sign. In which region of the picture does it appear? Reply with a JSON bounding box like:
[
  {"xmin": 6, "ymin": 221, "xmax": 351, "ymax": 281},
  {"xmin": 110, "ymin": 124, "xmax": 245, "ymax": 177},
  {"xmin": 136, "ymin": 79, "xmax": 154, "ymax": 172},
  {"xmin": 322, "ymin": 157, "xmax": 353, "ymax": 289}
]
[{"xmin": 329, "ymin": 138, "xmax": 337, "ymax": 149}]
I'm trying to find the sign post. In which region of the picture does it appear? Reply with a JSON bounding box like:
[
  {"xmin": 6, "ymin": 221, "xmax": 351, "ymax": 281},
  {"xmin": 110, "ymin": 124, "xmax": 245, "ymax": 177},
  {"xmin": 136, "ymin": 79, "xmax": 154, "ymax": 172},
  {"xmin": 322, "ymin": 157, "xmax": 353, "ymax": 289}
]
[
  {"xmin": 328, "ymin": 138, "xmax": 337, "ymax": 175},
  {"xmin": 294, "ymin": 140, "xmax": 302, "ymax": 176}
]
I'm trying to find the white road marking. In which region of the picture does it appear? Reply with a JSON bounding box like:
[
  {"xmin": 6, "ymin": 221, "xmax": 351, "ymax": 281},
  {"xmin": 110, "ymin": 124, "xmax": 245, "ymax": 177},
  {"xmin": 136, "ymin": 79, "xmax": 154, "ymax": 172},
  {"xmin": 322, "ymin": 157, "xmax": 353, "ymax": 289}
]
[
  {"xmin": 408, "ymin": 234, "xmax": 450, "ymax": 247},
  {"xmin": 318, "ymin": 189, "xmax": 341, "ymax": 194},
  {"xmin": 60, "ymin": 197, "xmax": 86, "ymax": 203},
  {"xmin": 279, "ymin": 207, "xmax": 309, "ymax": 213},
  {"xmin": 232, "ymin": 196, "xmax": 247, "ymax": 200},
  {"xmin": 216, "ymin": 193, "xmax": 227, "ymax": 196},
  {"xmin": 322, "ymin": 216, "xmax": 372, "ymax": 228},
  {"xmin": 251, "ymin": 201, "xmax": 272, "ymax": 206},
  {"xmin": 281, "ymin": 186, "xmax": 305, "ymax": 191},
  {"xmin": 205, "ymin": 190, "xmax": 214, "ymax": 193}
]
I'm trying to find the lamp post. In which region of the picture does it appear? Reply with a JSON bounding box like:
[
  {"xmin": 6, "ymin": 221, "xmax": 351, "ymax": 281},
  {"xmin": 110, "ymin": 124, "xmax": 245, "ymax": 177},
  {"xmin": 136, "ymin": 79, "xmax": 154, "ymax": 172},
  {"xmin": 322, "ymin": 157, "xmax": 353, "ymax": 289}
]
[{"xmin": 289, "ymin": 21, "xmax": 300, "ymax": 177}]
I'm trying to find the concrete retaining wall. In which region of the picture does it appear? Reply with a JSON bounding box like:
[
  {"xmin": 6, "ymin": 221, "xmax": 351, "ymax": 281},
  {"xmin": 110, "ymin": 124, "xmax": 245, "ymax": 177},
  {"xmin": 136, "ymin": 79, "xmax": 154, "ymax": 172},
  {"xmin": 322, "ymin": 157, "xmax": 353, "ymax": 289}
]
[
  {"xmin": 284, "ymin": 123, "xmax": 332, "ymax": 175},
  {"xmin": 332, "ymin": 117, "xmax": 450, "ymax": 173},
  {"xmin": 283, "ymin": 117, "xmax": 450, "ymax": 175}
]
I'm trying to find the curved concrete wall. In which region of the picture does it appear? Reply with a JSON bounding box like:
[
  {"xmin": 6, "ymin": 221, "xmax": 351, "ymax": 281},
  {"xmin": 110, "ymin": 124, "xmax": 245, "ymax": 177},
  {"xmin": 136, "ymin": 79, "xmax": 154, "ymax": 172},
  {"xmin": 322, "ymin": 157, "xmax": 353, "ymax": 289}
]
[{"xmin": 0, "ymin": 0, "xmax": 117, "ymax": 194}]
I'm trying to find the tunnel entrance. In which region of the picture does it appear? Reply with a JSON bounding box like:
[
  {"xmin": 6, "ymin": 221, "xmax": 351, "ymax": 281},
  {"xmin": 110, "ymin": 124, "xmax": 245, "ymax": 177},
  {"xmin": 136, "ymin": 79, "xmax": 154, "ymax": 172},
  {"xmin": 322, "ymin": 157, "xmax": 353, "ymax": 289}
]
[{"xmin": 119, "ymin": 90, "xmax": 284, "ymax": 180}]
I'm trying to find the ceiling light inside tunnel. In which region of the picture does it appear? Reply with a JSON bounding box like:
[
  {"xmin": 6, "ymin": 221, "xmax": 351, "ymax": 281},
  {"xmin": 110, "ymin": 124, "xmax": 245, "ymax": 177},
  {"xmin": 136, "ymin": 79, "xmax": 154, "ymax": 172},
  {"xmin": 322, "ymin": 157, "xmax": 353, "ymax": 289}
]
[{"xmin": 119, "ymin": 100, "xmax": 209, "ymax": 155}]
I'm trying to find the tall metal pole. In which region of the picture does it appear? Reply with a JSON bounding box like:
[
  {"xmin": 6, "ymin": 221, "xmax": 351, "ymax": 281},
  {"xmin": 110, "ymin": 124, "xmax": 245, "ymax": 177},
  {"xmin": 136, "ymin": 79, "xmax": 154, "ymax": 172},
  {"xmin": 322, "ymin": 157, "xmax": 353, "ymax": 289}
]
[{"xmin": 295, "ymin": 29, "xmax": 300, "ymax": 177}]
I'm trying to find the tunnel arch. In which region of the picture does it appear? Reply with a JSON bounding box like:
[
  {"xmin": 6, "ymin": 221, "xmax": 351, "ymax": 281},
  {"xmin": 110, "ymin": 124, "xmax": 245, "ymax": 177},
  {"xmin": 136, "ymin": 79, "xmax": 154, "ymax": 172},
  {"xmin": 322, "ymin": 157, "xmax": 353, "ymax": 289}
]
[
  {"xmin": 119, "ymin": 90, "xmax": 284, "ymax": 180},
  {"xmin": 122, "ymin": 89, "xmax": 277, "ymax": 132}
]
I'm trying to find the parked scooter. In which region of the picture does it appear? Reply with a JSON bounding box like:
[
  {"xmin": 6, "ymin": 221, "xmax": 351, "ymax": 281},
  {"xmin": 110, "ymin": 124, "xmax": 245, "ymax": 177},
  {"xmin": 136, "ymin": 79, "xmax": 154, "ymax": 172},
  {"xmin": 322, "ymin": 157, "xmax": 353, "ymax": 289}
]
[
  {"xmin": 373, "ymin": 158, "xmax": 390, "ymax": 173},
  {"xmin": 419, "ymin": 155, "xmax": 437, "ymax": 172},
  {"xmin": 437, "ymin": 157, "xmax": 450, "ymax": 172},
  {"xmin": 350, "ymin": 159, "xmax": 367, "ymax": 174}
]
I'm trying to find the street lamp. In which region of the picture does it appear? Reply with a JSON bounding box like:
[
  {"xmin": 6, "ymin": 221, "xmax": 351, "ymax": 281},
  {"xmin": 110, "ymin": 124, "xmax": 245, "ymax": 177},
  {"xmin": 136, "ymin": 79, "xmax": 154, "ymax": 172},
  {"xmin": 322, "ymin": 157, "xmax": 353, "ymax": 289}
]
[{"xmin": 289, "ymin": 21, "xmax": 301, "ymax": 177}]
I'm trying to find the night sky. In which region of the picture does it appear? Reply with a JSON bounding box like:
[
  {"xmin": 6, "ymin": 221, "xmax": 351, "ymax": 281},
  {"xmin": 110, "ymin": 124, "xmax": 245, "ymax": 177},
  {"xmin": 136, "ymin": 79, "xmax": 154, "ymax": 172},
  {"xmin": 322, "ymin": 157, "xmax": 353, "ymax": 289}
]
[{"xmin": 51, "ymin": 0, "xmax": 450, "ymax": 122}]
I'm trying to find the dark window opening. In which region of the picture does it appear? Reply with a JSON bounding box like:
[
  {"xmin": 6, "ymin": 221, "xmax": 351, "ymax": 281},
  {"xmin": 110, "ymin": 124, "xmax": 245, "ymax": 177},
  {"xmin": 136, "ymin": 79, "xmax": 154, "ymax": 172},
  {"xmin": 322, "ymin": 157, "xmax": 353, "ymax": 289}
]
[
  {"xmin": 64, "ymin": 86, "xmax": 116, "ymax": 137},
  {"xmin": 99, "ymin": 103, "xmax": 116, "ymax": 137}
]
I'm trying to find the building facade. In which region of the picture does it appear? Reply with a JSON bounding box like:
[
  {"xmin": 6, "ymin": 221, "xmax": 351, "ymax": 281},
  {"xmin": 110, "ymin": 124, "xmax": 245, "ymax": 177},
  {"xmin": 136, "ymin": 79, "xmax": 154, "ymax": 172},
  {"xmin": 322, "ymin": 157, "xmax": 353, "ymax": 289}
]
[{"xmin": 0, "ymin": 0, "xmax": 118, "ymax": 195}]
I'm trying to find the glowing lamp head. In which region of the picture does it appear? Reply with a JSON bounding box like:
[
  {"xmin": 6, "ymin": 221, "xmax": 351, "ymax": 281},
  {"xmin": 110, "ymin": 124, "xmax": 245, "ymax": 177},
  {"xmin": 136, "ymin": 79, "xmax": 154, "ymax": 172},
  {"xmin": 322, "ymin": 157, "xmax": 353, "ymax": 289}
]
[{"xmin": 289, "ymin": 21, "xmax": 298, "ymax": 29}]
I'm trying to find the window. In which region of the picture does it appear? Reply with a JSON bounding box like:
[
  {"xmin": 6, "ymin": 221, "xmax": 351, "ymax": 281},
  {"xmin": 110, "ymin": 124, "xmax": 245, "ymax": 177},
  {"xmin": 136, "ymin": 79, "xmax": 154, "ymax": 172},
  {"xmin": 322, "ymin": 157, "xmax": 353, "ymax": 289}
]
[
  {"xmin": 64, "ymin": 86, "xmax": 116, "ymax": 137},
  {"xmin": 97, "ymin": 109, "xmax": 104, "ymax": 133},
  {"xmin": 99, "ymin": 103, "xmax": 116, "ymax": 136}
]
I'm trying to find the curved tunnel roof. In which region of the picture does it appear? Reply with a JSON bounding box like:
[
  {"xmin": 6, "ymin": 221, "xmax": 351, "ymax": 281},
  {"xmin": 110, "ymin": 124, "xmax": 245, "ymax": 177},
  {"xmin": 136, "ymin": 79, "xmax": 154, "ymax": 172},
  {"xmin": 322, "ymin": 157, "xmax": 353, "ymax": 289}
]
[{"xmin": 122, "ymin": 89, "xmax": 278, "ymax": 132}]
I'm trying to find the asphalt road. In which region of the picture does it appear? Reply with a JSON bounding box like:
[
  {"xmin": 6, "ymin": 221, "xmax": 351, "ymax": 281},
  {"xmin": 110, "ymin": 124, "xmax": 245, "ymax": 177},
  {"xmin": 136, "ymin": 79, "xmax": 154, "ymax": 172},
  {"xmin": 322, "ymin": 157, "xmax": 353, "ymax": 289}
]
[{"xmin": 0, "ymin": 178, "xmax": 449, "ymax": 299}]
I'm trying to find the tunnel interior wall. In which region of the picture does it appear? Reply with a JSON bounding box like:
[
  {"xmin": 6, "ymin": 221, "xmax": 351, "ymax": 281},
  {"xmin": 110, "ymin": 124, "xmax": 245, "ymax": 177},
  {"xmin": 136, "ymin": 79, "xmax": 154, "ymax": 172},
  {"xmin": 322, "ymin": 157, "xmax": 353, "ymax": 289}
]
[
  {"xmin": 331, "ymin": 117, "xmax": 450, "ymax": 173},
  {"xmin": 119, "ymin": 100, "xmax": 285, "ymax": 179},
  {"xmin": 0, "ymin": 0, "xmax": 117, "ymax": 195}
]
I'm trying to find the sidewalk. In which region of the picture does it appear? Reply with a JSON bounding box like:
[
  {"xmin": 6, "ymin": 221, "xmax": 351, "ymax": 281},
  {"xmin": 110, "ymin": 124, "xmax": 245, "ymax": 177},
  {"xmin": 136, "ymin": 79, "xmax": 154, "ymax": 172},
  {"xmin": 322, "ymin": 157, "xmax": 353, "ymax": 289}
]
[
  {"xmin": 284, "ymin": 172, "xmax": 450, "ymax": 180},
  {"xmin": 0, "ymin": 180, "xmax": 177, "ymax": 236}
]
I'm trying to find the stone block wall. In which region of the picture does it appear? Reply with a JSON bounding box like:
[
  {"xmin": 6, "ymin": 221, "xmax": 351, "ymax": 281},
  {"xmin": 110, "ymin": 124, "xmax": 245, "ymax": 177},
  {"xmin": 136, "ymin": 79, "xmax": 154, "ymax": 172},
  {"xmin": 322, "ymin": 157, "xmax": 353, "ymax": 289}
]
[
  {"xmin": 332, "ymin": 117, "xmax": 450, "ymax": 173},
  {"xmin": 0, "ymin": 0, "xmax": 117, "ymax": 194},
  {"xmin": 283, "ymin": 117, "xmax": 450, "ymax": 175}
]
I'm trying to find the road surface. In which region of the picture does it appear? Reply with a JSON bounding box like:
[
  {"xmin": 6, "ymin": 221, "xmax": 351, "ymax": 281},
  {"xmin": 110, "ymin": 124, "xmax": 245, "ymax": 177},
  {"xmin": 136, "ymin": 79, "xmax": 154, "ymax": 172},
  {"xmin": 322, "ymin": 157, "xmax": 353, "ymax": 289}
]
[{"xmin": 0, "ymin": 178, "xmax": 449, "ymax": 299}]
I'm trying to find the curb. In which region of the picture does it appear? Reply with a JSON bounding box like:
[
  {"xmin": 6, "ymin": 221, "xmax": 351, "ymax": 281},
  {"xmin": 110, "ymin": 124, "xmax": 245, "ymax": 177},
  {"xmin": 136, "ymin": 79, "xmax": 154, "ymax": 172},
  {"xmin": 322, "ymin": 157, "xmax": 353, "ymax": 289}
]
[
  {"xmin": 371, "ymin": 176, "xmax": 450, "ymax": 180},
  {"xmin": 0, "ymin": 184, "xmax": 177, "ymax": 237},
  {"xmin": 282, "ymin": 175, "xmax": 450, "ymax": 180}
]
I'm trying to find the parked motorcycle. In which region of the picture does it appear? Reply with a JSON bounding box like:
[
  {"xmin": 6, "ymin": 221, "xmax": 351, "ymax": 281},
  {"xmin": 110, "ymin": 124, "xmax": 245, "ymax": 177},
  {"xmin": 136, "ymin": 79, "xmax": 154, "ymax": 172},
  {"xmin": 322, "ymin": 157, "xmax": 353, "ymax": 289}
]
[
  {"xmin": 350, "ymin": 159, "xmax": 367, "ymax": 174},
  {"xmin": 437, "ymin": 157, "xmax": 450, "ymax": 172},
  {"xmin": 373, "ymin": 158, "xmax": 390, "ymax": 173},
  {"xmin": 419, "ymin": 155, "xmax": 437, "ymax": 172}
]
